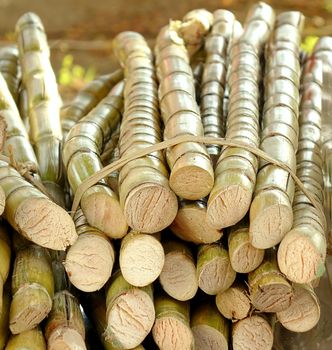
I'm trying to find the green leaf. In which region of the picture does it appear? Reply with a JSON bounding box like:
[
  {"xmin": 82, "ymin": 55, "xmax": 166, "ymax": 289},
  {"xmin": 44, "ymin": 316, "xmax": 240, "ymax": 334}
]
[{"xmin": 301, "ymin": 36, "xmax": 319, "ymax": 53}]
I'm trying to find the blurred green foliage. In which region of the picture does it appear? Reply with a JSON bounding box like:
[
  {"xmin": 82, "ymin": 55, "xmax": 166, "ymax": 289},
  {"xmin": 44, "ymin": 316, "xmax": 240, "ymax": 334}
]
[
  {"xmin": 301, "ymin": 36, "xmax": 319, "ymax": 53},
  {"xmin": 58, "ymin": 54, "xmax": 95, "ymax": 86}
]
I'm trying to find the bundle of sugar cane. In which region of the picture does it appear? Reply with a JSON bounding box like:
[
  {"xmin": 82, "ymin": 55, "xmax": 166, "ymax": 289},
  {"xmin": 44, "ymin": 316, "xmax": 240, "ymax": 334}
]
[
  {"xmin": 155, "ymin": 21, "xmax": 214, "ymax": 200},
  {"xmin": 207, "ymin": 2, "xmax": 275, "ymax": 228},
  {"xmin": 0, "ymin": 46, "xmax": 20, "ymax": 102},
  {"xmin": 112, "ymin": 31, "xmax": 178, "ymax": 233},
  {"xmin": 0, "ymin": 161, "xmax": 76, "ymax": 250},
  {"xmin": 168, "ymin": 10, "xmax": 236, "ymax": 245},
  {"xmin": 313, "ymin": 37, "xmax": 332, "ymax": 253},
  {"xmin": 278, "ymin": 55, "xmax": 326, "ymax": 284},
  {"xmin": 62, "ymin": 82, "xmax": 127, "ymax": 238},
  {"xmin": 9, "ymin": 243, "xmax": 54, "ymax": 334},
  {"xmin": 15, "ymin": 13, "xmax": 65, "ymax": 206},
  {"xmin": 64, "ymin": 208, "xmax": 115, "ymax": 292},
  {"xmin": 104, "ymin": 270, "xmax": 155, "ymax": 349},
  {"xmin": 61, "ymin": 69, "xmax": 123, "ymax": 139},
  {"xmin": 250, "ymin": 12, "xmax": 304, "ymax": 249}
]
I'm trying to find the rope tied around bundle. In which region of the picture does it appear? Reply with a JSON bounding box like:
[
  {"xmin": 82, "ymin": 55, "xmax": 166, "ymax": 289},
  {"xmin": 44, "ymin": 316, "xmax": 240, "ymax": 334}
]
[{"xmin": 71, "ymin": 134, "xmax": 327, "ymax": 227}]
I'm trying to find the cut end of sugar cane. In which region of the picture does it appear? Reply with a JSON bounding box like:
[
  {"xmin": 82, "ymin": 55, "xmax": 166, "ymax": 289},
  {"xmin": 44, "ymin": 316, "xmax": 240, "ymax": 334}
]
[
  {"xmin": 192, "ymin": 325, "xmax": 228, "ymax": 350},
  {"xmin": 153, "ymin": 317, "xmax": 194, "ymax": 350},
  {"xmin": 277, "ymin": 227, "xmax": 326, "ymax": 284},
  {"xmin": 10, "ymin": 285, "xmax": 52, "ymax": 334},
  {"xmin": 169, "ymin": 155, "xmax": 214, "ymax": 200},
  {"xmin": 249, "ymin": 274, "xmax": 293, "ymax": 313},
  {"xmin": 229, "ymin": 228, "xmax": 265, "ymax": 273},
  {"xmin": 15, "ymin": 197, "xmax": 77, "ymax": 250},
  {"xmin": 120, "ymin": 232, "xmax": 165, "ymax": 287},
  {"xmin": 152, "ymin": 294, "xmax": 194, "ymax": 350},
  {"xmin": 216, "ymin": 284, "xmax": 251, "ymax": 321},
  {"xmin": 48, "ymin": 328, "xmax": 87, "ymax": 350},
  {"xmin": 81, "ymin": 186, "xmax": 128, "ymax": 239},
  {"xmin": 249, "ymin": 190, "xmax": 293, "ymax": 249},
  {"xmin": 159, "ymin": 244, "xmax": 198, "ymax": 301},
  {"xmin": 197, "ymin": 244, "xmax": 236, "ymax": 295},
  {"xmin": 170, "ymin": 201, "xmax": 222, "ymax": 244},
  {"xmin": 124, "ymin": 183, "xmax": 178, "ymax": 233},
  {"xmin": 105, "ymin": 288, "xmax": 155, "ymax": 349},
  {"xmin": 191, "ymin": 301, "xmax": 229, "ymax": 350},
  {"xmin": 276, "ymin": 284, "xmax": 320, "ymax": 333},
  {"xmin": 65, "ymin": 234, "xmax": 115, "ymax": 292},
  {"xmin": 207, "ymin": 182, "xmax": 253, "ymax": 229},
  {"xmin": 232, "ymin": 315, "xmax": 273, "ymax": 350}
]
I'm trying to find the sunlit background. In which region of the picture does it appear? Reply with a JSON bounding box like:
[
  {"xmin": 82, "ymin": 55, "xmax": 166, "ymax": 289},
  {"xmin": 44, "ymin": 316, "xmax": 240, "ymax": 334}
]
[
  {"xmin": 0, "ymin": 0, "xmax": 332, "ymax": 99},
  {"xmin": 1, "ymin": 0, "xmax": 330, "ymax": 100}
]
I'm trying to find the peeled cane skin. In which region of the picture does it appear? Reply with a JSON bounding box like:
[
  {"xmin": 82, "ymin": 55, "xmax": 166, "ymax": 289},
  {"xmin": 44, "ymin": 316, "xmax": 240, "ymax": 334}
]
[
  {"xmin": 16, "ymin": 12, "xmax": 65, "ymax": 206},
  {"xmin": 155, "ymin": 23, "xmax": 214, "ymax": 200},
  {"xmin": 207, "ymin": 2, "xmax": 275, "ymax": 229},
  {"xmin": 63, "ymin": 82, "xmax": 128, "ymax": 238},
  {"xmin": 113, "ymin": 32, "xmax": 178, "ymax": 233},
  {"xmin": 278, "ymin": 55, "xmax": 326, "ymax": 283},
  {"xmin": 250, "ymin": 11, "xmax": 304, "ymax": 249}
]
